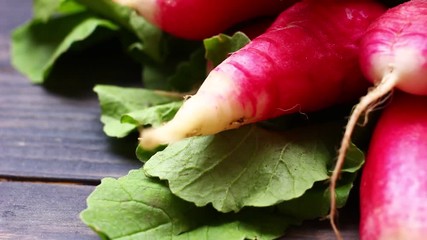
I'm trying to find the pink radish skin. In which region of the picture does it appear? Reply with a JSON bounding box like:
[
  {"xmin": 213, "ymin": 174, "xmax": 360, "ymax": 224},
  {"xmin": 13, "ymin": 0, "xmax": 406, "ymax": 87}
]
[
  {"xmin": 330, "ymin": 1, "xmax": 427, "ymax": 233},
  {"xmin": 205, "ymin": 19, "xmax": 274, "ymax": 74},
  {"xmin": 139, "ymin": 0, "xmax": 386, "ymax": 150},
  {"xmin": 360, "ymin": 0, "xmax": 427, "ymax": 95},
  {"xmin": 112, "ymin": 0, "xmax": 296, "ymax": 40},
  {"xmin": 360, "ymin": 92, "xmax": 427, "ymax": 240}
]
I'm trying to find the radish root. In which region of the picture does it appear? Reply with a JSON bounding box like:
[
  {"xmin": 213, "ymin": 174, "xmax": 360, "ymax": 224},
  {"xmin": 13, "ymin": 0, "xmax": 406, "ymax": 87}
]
[{"xmin": 329, "ymin": 72, "xmax": 399, "ymax": 239}]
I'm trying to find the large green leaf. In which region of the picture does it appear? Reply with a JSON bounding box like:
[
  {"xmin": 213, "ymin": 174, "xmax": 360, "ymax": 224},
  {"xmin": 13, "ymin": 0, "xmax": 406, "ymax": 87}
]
[
  {"xmin": 166, "ymin": 47, "xmax": 206, "ymax": 92},
  {"xmin": 94, "ymin": 85, "xmax": 180, "ymax": 137},
  {"xmin": 278, "ymin": 173, "xmax": 357, "ymax": 220},
  {"xmin": 33, "ymin": 0, "xmax": 69, "ymax": 21},
  {"xmin": 121, "ymin": 101, "xmax": 184, "ymax": 162},
  {"xmin": 121, "ymin": 101, "xmax": 183, "ymax": 127},
  {"xmin": 11, "ymin": 12, "xmax": 118, "ymax": 83},
  {"xmin": 142, "ymin": 40, "xmax": 206, "ymax": 91},
  {"xmin": 80, "ymin": 170, "xmax": 211, "ymax": 239},
  {"xmin": 75, "ymin": 0, "xmax": 165, "ymax": 62},
  {"xmin": 80, "ymin": 169, "xmax": 293, "ymax": 240},
  {"xmin": 12, "ymin": 0, "xmax": 169, "ymax": 84},
  {"xmin": 76, "ymin": 0, "xmax": 207, "ymax": 90},
  {"xmin": 175, "ymin": 208, "xmax": 294, "ymax": 240},
  {"xmin": 80, "ymin": 160, "xmax": 361, "ymax": 240},
  {"xmin": 143, "ymin": 123, "xmax": 363, "ymax": 212}
]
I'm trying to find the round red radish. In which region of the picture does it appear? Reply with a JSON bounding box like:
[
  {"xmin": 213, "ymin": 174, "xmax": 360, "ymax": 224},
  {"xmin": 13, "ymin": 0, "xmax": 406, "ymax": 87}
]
[{"xmin": 360, "ymin": 92, "xmax": 427, "ymax": 240}]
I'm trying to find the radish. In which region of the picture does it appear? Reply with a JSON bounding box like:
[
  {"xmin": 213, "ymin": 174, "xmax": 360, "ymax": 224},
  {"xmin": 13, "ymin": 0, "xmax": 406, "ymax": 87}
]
[
  {"xmin": 330, "ymin": 0, "xmax": 427, "ymax": 233},
  {"xmin": 138, "ymin": 0, "xmax": 386, "ymax": 150},
  {"xmin": 360, "ymin": 92, "xmax": 427, "ymax": 240},
  {"xmin": 112, "ymin": 0, "xmax": 296, "ymax": 40}
]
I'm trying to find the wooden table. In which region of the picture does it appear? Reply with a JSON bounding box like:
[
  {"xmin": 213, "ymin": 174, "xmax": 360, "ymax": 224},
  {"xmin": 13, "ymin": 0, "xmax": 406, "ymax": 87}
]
[{"xmin": 0, "ymin": 1, "xmax": 359, "ymax": 239}]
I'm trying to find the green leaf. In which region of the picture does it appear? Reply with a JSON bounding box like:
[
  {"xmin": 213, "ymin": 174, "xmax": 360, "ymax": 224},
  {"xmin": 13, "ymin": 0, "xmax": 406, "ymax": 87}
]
[
  {"xmin": 122, "ymin": 101, "xmax": 183, "ymax": 127},
  {"xmin": 175, "ymin": 208, "xmax": 294, "ymax": 240},
  {"xmin": 11, "ymin": 12, "xmax": 118, "ymax": 83},
  {"xmin": 76, "ymin": 0, "xmax": 207, "ymax": 91},
  {"xmin": 94, "ymin": 85, "xmax": 180, "ymax": 137},
  {"xmin": 33, "ymin": 0, "xmax": 66, "ymax": 21},
  {"xmin": 166, "ymin": 47, "xmax": 207, "ymax": 92},
  {"xmin": 277, "ymin": 172, "xmax": 358, "ymax": 220},
  {"xmin": 335, "ymin": 173, "xmax": 358, "ymax": 208},
  {"xmin": 33, "ymin": 0, "xmax": 86, "ymax": 21},
  {"xmin": 340, "ymin": 143, "xmax": 365, "ymax": 173},
  {"xmin": 80, "ymin": 170, "xmax": 211, "ymax": 239},
  {"xmin": 81, "ymin": 169, "xmax": 293, "ymax": 240},
  {"xmin": 144, "ymin": 123, "xmax": 353, "ymax": 212},
  {"xmin": 142, "ymin": 41, "xmax": 206, "ymax": 91},
  {"xmin": 135, "ymin": 144, "xmax": 166, "ymax": 163},
  {"xmin": 204, "ymin": 32, "xmax": 251, "ymax": 67},
  {"xmin": 75, "ymin": 0, "xmax": 165, "ymax": 62},
  {"xmin": 126, "ymin": 101, "xmax": 182, "ymax": 162}
]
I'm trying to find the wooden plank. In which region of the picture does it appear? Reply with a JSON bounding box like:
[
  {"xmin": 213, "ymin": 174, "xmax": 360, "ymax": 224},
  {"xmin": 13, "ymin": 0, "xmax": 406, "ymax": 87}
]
[
  {"xmin": 0, "ymin": 181, "xmax": 358, "ymax": 240},
  {"xmin": 0, "ymin": 0, "xmax": 32, "ymax": 36},
  {"xmin": 0, "ymin": 181, "xmax": 98, "ymax": 240},
  {"xmin": 0, "ymin": 70, "xmax": 143, "ymax": 180},
  {"xmin": 0, "ymin": 0, "xmax": 142, "ymax": 181},
  {"xmin": 0, "ymin": 0, "xmax": 31, "ymax": 72}
]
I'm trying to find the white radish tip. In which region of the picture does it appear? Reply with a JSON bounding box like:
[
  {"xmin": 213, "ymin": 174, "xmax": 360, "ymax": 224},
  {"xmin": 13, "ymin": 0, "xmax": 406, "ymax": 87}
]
[
  {"xmin": 138, "ymin": 126, "xmax": 184, "ymax": 151},
  {"xmin": 138, "ymin": 70, "xmax": 248, "ymax": 150},
  {"xmin": 138, "ymin": 94, "xmax": 246, "ymax": 150}
]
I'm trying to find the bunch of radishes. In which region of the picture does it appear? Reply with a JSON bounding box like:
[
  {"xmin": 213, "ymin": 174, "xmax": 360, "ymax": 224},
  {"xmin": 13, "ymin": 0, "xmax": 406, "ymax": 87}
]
[{"xmin": 114, "ymin": 0, "xmax": 427, "ymax": 239}]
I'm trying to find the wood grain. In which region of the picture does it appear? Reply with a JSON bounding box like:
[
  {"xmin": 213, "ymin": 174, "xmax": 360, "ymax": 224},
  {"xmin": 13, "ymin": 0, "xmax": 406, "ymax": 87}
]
[
  {"xmin": 0, "ymin": 73, "xmax": 142, "ymax": 181},
  {"xmin": 0, "ymin": 181, "xmax": 98, "ymax": 240},
  {"xmin": 0, "ymin": 0, "xmax": 142, "ymax": 181},
  {"xmin": 0, "ymin": 181, "xmax": 359, "ymax": 240}
]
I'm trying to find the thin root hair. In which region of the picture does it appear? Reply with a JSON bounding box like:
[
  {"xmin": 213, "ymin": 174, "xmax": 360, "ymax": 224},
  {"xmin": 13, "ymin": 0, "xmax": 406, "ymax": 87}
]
[
  {"xmin": 328, "ymin": 72, "xmax": 399, "ymax": 240},
  {"xmin": 277, "ymin": 104, "xmax": 309, "ymax": 119}
]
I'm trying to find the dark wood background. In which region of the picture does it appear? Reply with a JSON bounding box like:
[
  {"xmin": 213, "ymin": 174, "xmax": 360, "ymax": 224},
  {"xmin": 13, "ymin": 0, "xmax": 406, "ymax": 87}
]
[{"xmin": 0, "ymin": 1, "xmax": 359, "ymax": 239}]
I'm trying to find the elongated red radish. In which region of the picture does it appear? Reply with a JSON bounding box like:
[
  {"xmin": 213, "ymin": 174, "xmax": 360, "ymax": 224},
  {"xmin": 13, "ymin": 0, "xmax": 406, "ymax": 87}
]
[
  {"xmin": 112, "ymin": 0, "xmax": 296, "ymax": 40},
  {"xmin": 360, "ymin": 92, "xmax": 427, "ymax": 240},
  {"xmin": 330, "ymin": 0, "xmax": 427, "ymax": 232},
  {"xmin": 138, "ymin": 0, "xmax": 386, "ymax": 151}
]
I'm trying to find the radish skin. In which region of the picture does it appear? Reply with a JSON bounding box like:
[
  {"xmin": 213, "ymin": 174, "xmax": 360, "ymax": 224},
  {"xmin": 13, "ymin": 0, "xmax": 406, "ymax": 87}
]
[
  {"xmin": 360, "ymin": 92, "xmax": 427, "ymax": 240},
  {"xmin": 360, "ymin": 0, "xmax": 427, "ymax": 95},
  {"xmin": 112, "ymin": 0, "xmax": 296, "ymax": 39},
  {"xmin": 330, "ymin": 0, "xmax": 427, "ymax": 231},
  {"xmin": 139, "ymin": 0, "xmax": 386, "ymax": 150},
  {"xmin": 205, "ymin": 19, "xmax": 274, "ymax": 73}
]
